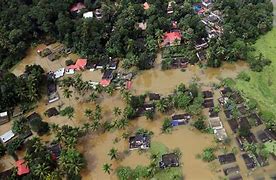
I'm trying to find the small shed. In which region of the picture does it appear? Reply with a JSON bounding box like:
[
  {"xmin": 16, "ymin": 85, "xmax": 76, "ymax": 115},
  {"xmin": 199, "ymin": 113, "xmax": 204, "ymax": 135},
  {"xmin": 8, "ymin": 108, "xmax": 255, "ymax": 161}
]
[
  {"xmin": 149, "ymin": 93, "xmax": 161, "ymax": 101},
  {"xmin": 45, "ymin": 107, "xmax": 59, "ymax": 118},
  {"xmin": 202, "ymin": 90, "xmax": 213, "ymax": 99},
  {"xmin": 203, "ymin": 99, "xmax": 214, "ymax": 108}
]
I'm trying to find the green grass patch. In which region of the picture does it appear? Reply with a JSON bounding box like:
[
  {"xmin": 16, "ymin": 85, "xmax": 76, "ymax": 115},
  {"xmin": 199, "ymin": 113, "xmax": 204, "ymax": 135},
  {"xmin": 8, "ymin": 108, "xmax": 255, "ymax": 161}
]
[
  {"xmin": 264, "ymin": 141, "xmax": 276, "ymax": 155},
  {"xmin": 153, "ymin": 167, "xmax": 183, "ymax": 180},
  {"xmin": 235, "ymin": 28, "xmax": 276, "ymax": 117},
  {"xmin": 149, "ymin": 141, "xmax": 168, "ymax": 157}
]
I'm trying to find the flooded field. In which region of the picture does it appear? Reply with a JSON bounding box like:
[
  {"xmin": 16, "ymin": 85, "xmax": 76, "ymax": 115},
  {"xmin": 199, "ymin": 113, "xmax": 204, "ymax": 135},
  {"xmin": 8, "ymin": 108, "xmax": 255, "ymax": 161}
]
[
  {"xmin": 2, "ymin": 44, "xmax": 275, "ymax": 180},
  {"xmin": 132, "ymin": 53, "xmax": 248, "ymax": 95}
]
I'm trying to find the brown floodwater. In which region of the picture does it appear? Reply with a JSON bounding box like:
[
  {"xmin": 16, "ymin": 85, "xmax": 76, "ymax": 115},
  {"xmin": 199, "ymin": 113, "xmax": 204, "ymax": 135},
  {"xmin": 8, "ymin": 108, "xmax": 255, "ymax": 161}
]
[
  {"xmin": 4, "ymin": 45, "xmax": 275, "ymax": 180},
  {"xmin": 132, "ymin": 53, "xmax": 248, "ymax": 95}
]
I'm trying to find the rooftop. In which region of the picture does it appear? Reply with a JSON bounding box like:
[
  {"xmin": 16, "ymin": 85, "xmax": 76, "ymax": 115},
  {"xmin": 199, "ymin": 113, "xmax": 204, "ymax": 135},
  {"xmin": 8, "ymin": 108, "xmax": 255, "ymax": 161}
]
[
  {"xmin": 161, "ymin": 32, "xmax": 182, "ymax": 47},
  {"xmin": 16, "ymin": 159, "xmax": 30, "ymax": 176},
  {"xmin": 218, "ymin": 153, "xmax": 236, "ymax": 165},
  {"xmin": 129, "ymin": 134, "xmax": 150, "ymax": 150},
  {"xmin": 202, "ymin": 90, "xmax": 213, "ymax": 99},
  {"xmin": 159, "ymin": 153, "xmax": 179, "ymax": 169}
]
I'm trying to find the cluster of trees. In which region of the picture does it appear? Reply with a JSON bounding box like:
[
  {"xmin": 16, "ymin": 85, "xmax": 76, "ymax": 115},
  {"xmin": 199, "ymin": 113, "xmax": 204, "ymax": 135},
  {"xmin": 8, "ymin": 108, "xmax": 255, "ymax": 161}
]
[
  {"xmin": 0, "ymin": 65, "xmax": 45, "ymax": 112},
  {"xmin": 206, "ymin": 0, "xmax": 273, "ymax": 68},
  {"xmin": 156, "ymin": 83, "xmax": 203, "ymax": 115}
]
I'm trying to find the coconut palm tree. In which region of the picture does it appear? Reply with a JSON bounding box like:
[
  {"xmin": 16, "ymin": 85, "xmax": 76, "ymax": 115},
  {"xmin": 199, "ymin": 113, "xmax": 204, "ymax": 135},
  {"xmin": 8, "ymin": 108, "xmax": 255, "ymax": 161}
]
[
  {"xmin": 82, "ymin": 123, "xmax": 90, "ymax": 133},
  {"xmin": 59, "ymin": 148, "xmax": 85, "ymax": 176},
  {"xmin": 88, "ymin": 92, "xmax": 98, "ymax": 103},
  {"xmin": 108, "ymin": 148, "xmax": 118, "ymax": 160},
  {"xmin": 63, "ymin": 88, "xmax": 73, "ymax": 99},
  {"xmin": 84, "ymin": 108, "xmax": 93, "ymax": 120},
  {"xmin": 103, "ymin": 163, "xmax": 112, "ymax": 174},
  {"xmin": 33, "ymin": 162, "xmax": 50, "ymax": 178},
  {"xmin": 113, "ymin": 107, "xmax": 122, "ymax": 117},
  {"xmin": 91, "ymin": 121, "xmax": 101, "ymax": 131},
  {"xmin": 116, "ymin": 118, "xmax": 129, "ymax": 129},
  {"xmin": 156, "ymin": 98, "xmax": 168, "ymax": 113},
  {"xmin": 120, "ymin": 89, "xmax": 132, "ymax": 103},
  {"xmin": 94, "ymin": 105, "xmax": 102, "ymax": 121}
]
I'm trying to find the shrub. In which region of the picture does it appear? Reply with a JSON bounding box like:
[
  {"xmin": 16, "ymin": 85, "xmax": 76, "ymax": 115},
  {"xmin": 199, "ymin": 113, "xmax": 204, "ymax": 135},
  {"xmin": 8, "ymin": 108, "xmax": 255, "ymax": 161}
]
[
  {"xmin": 65, "ymin": 59, "xmax": 74, "ymax": 66},
  {"xmin": 238, "ymin": 127, "xmax": 251, "ymax": 137},
  {"xmin": 6, "ymin": 137, "xmax": 24, "ymax": 155},
  {"xmin": 29, "ymin": 117, "xmax": 49, "ymax": 136},
  {"xmin": 193, "ymin": 117, "xmax": 206, "ymax": 131},
  {"xmin": 162, "ymin": 118, "xmax": 172, "ymax": 133},
  {"xmin": 117, "ymin": 166, "xmax": 133, "ymax": 180},
  {"xmin": 201, "ymin": 148, "xmax": 216, "ymax": 162},
  {"xmin": 237, "ymin": 72, "xmax": 250, "ymax": 81}
]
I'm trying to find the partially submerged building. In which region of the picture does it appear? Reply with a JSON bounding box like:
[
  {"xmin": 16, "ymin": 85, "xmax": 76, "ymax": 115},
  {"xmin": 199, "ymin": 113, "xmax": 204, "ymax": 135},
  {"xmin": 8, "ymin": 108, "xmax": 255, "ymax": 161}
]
[
  {"xmin": 45, "ymin": 107, "xmax": 59, "ymax": 118},
  {"xmin": 161, "ymin": 31, "xmax": 182, "ymax": 47},
  {"xmin": 171, "ymin": 113, "xmax": 191, "ymax": 126},
  {"xmin": 242, "ymin": 153, "xmax": 257, "ymax": 170},
  {"xmin": 129, "ymin": 134, "xmax": 150, "ymax": 150},
  {"xmin": 218, "ymin": 153, "xmax": 236, "ymax": 165},
  {"xmin": 159, "ymin": 153, "xmax": 179, "ymax": 169},
  {"xmin": 100, "ymin": 70, "xmax": 114, "ymax": 87}
]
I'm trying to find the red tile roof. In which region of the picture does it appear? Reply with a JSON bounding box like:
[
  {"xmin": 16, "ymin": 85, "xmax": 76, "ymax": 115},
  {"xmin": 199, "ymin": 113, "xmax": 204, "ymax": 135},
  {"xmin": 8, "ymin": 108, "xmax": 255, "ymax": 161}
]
[
  {"xmin": 143, "ymin": 2, "xmax": 150, "ymax": 10},
  {"xmin": 67, "ymin": 59, "xmax": 87, "ymax": 70},
  {"xmin": 70, "ymin": 2, "xmax": 86, "ymax": 12},
  {"xmin": 100, "ymin": 79, "xmax": 111, "ymax": 87},
  {"xmin": 161, "ymin": 32, "xmax": 182, "ymax": 47},
  {"xmin": 16, "ymin": 160, "xmax": 30, "ymax": 176}
]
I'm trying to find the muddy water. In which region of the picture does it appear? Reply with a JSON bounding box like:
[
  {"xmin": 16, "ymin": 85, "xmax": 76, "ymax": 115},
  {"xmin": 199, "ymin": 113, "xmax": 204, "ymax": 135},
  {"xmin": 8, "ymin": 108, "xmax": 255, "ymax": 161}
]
[
  {"xmin": 2, "ymin": 45, "xmax": 254, "ymax": 179},
  {"xmin": 132, "ymin": 53, "xmax": 248, "ymax": 95}
]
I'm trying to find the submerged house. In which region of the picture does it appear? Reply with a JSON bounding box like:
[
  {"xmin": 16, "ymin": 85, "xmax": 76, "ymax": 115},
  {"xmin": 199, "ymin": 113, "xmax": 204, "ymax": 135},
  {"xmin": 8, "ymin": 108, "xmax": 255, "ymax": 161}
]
[
  {"xmin": 148, "ymin": 93, "xmax": 161, "ymax": 101},
  {"xmin": 107, "ymin": 58, "xmax": 119, "ymax": 70},
  {"xmin": 161, "ymin": 32, "xmax": 182, "ymax": 47},
  {"xmin": 202, "ymin": 90, "xmax": 213, "ymax": 99},
  {"xmin": 203, "ymin": 99, "xmax": 214, "ymax": 108},
  {"xmin": 171, "ymin": 113, "xmax": 191, "ymax": 126},
  {"xmin": 159, "ymin": 153, "xmax": 179, "ymax": 169},
  {"xmin": 223, "ymin": 165, "xmax": 240, "ymax": 176},
  {"xmin": 242, "ymin": 153, "xmax": 257, "ymax": 170},
  {"xmin": 0, "ymin": 111, "xmax": 9, "ymax": 125},
  {"xmin": 129, "ymin": 134, "xmax": 150, "ymax": 150},
  {"xmin": 218, "ymin": 153, "xmax": 236, "ymax": 165}
]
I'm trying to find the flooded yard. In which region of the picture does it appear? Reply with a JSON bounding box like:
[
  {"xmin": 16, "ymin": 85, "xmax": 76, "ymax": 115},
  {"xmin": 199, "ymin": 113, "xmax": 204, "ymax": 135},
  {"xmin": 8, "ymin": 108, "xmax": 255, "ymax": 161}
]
[{"xmin": 2, "ymin": 44, "xmax": 275, "ymax": 180}]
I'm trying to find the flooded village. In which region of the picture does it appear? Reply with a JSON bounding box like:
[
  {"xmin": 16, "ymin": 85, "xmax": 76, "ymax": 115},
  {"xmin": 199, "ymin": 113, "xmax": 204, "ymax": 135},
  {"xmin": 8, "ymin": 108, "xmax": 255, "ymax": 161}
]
[{"xmin": 0, "ymin": 0, "xmax": 276, "ymax": 180}]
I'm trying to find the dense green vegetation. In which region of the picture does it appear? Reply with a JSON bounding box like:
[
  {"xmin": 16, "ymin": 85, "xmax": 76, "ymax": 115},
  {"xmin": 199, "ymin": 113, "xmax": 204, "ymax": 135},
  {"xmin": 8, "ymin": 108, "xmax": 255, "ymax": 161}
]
[
  {"xmin": 206, "ymin": 0, "xmax": 273, "ymax": 67},
  {"xmin": 0, "ymin": 0, "xmax": 272, "ymax": 70},
  {"xmin": 235, "ymin": 28, "xmax": 276, "ymax": 127},
  {"xmin": 0, "ymin": 65, "xmax": 44, "ymax": 112}
]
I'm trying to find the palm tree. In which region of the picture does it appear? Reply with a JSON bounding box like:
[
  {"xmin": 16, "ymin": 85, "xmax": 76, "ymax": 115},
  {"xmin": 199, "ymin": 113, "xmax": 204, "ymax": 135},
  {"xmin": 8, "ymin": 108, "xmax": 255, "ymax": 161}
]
[
  {"xmin": 94, "ymin": 105, "xmax": 102, "ymax": 121},
  {"xmin": 59, "ymin": 148, "xmax": 85, "ymax": 176},
  {"xmin": 156, "ymin": 98, "xmax": 168, "ymax": 113},
  {"xmin": 120, "ymin": 90, "xmax": 132, "ymax": 103},
  {"xmin": 113, "ymin": 107, "xmax": 122, "ymax": 117},
  {"xmin": 50, "ymin": 123, "xmax": 60, "ymax": 133},
  {"xmin": 108, "ymin": 148, "xmax": 118, "ymax": 160},
  {"xmin": 82, "ymin": 123, "xmax": 90, "ymax": 133},
  {"xmin": 63, "ymin": 88, "xmax": 73, "ymax": 100},
  {"xmin": 155, "ymin": 29, "xmax": 164, "ymax": 44},
  {"xmin": 84, "ymin": 108, "xmax": 93, "ymax": 120},
  {"xmin": 116, "ymin": 118, "xmax": 129, "ymax": 129},
  {"xmin": 33, "ymin": 163, "xmax": 50, "ymax": 178},
  {"xmin": 103, "ymin": 163, "xmax": 112, "ymax": 174},
  {"xmin": 88, "ymin": 92, "xmax": 98, "ymax": 103},
  {"xmin": 91, "ymin": 121, "xmax": 101, "ymax": 131}
]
